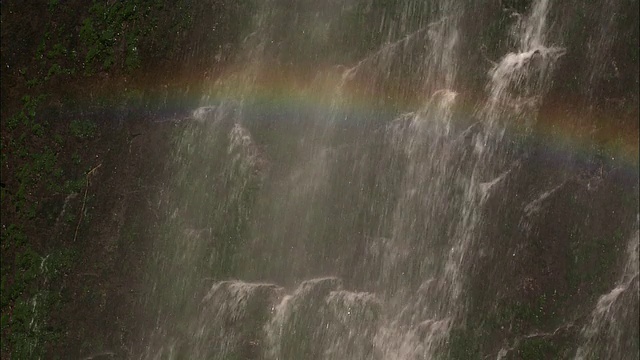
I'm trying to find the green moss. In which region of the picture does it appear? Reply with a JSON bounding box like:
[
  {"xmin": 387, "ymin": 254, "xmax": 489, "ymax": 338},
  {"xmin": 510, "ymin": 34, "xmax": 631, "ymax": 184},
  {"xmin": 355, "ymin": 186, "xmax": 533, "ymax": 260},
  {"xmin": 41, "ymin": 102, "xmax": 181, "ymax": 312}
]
[
  {"xmin": 79, "ymin": 0, "xmax": 164, "ymax": 74},
  {"xmin": 69, "ymin": 119, "xmax": 97, "ymax": 139},
  {"xmin": 1, "ymin": 82, "xmax": 80, "ymax": 360},
  {"xmin": 0, "ymin": 1, "xmax": 252, "ymax": 357},
  {"xmin": 1, "ymin": 243, "xmax": 76, "ymax": 356}
]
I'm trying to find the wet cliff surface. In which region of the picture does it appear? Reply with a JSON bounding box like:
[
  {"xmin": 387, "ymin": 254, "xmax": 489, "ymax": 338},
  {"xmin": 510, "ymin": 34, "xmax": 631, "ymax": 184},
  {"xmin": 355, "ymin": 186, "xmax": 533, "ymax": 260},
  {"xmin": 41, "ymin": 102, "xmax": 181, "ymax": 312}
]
[{"xmin": 1, "ymin": 0, "xmax": 638, "ymax": 359}]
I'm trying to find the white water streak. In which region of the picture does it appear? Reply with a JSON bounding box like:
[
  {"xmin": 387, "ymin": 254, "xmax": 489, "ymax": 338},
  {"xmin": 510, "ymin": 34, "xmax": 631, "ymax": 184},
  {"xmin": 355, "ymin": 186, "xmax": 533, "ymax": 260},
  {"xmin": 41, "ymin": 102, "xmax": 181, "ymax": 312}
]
[{"xmin": 575, "ymin": 228, "xmax": 640, "ymax": 360}]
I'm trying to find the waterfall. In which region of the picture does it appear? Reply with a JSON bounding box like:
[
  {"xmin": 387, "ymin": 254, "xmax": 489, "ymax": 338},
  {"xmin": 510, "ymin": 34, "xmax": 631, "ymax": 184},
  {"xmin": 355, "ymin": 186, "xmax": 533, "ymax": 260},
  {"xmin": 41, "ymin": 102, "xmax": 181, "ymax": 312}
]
[
  {"xmin": 575, "ymin": 227, "xmax": 639, "ymax": 360},
  {"xmin": 135, "ymin": 0, "xmax": 638, "ymax": 358}
]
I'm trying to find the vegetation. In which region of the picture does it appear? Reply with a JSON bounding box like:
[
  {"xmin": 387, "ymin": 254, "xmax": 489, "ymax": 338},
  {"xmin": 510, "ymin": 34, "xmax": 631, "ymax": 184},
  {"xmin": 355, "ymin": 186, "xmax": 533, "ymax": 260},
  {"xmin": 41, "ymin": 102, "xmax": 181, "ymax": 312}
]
[
  {"xmin": 0, "ymin": 87, "xmax": 97, "ymax": 357},
  {"xmin": 0, "ymin": 0, "xmax": 245, "ymax": 356}
]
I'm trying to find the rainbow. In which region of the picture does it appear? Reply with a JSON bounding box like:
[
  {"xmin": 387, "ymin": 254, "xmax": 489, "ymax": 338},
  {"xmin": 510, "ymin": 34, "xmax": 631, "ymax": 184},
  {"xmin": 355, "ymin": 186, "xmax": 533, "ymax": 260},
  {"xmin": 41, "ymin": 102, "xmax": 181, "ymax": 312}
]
[{"xmin": 80, "ymin": 62, "xmax": 639, "ymax": 175}]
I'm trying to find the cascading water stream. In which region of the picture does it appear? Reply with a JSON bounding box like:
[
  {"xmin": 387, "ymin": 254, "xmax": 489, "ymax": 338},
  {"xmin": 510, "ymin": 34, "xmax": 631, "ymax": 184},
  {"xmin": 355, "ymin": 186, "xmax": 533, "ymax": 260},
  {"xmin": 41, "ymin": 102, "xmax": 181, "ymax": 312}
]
[
  {"xmin": 575, "ymin": 225, "xmax": 639, "ymax": 360},
  {"xmin": 135, "ymin": 0, "xmax": 638, "ymax": 359}
]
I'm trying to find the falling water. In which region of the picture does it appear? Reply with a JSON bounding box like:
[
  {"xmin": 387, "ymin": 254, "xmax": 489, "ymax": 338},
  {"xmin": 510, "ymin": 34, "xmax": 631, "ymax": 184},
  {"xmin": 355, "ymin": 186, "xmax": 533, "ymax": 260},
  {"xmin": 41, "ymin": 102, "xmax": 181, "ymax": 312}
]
[
  {"xmin": 575, "ymin": 227, "xmax": 639, "ymax": 360},
  {"xmin": 136, "ymin": 0, "xmax": 638, "ymax": 359}
]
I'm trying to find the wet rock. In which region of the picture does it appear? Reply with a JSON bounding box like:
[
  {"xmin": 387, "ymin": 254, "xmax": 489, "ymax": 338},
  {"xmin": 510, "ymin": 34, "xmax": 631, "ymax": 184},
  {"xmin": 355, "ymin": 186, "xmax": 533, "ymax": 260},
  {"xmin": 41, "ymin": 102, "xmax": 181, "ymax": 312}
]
[
  {"xmin": 266, "ymin": 277, "xmax": 381, "ymax": 360},
  {"xmin": 189, "ymin": 281, "xmax": 284, "ymax": 359}
]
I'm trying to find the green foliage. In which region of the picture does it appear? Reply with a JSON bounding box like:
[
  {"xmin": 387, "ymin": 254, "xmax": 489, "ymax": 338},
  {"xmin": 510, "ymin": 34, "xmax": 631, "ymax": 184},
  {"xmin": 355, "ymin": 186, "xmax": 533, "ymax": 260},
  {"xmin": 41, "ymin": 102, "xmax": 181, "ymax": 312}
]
[
  {"xmin": 7, "ymin": 95, "xmax": 47, "ymax": 131},
  {"xmin": 31, "ymin": 25, "xmax": 75, "ymax": 86},
  {"xmin": 1, "ymin": 225, "xmax": 28, "ymax": 249},
  {"xmin": 45, "ymin": 63, "xmax": 72, "ymax": 81},
  {"xmin": 69, "ymin": 119, "xmax": 97, "ymax": 139},
  {"xmin": 1, "ymin": 1, "xmax": 246, "ymax": 357},
  {"xmin": 71, "ymin": 153, "xmax": 82, "ymax": 165},
  {"xmin": 21, "ymin": 0, "xmax": 186, "ymax": 87},
  {"xmin": 79, "ymin": 0, "xmax": 159, "ymax": 74},
  {"xmin": 46, "ymin": 43, "xmax": 67, "ymax": 60},
  {"xmin": 48, "ymin": 0, "xmax": 59, "ymax": 11},
  {"xmin": 1, "ymin": 84, "xmax": 80, "ymax": 359},
  {"xmin": 1, "ymin": 247, "xmax": 75, "ymax": 358},
  {"xmin": 64, "ymin": 177, "xmax": 86, "ymax": 194}
]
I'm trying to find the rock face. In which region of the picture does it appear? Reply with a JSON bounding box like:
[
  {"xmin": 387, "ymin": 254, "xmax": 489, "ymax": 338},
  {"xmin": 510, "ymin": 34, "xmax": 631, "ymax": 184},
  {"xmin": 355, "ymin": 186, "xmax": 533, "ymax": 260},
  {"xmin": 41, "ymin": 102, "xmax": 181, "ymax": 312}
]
[
  {"xmin": 575, "ymin": 229, "xmax": 639, "ymax": 360},
  {"xmin": 191, "ymin": 281, "xmax": 284, "ymax": 359},
  {"xmin": 2, "ymin": 0, "xmax": 635, "ymax": 359},
  {"xmin": 265, "ymin": 277, "xmax": 381, "ymax": 360},
  {"xmin": 153, "ymin": 278, "xmax": 382, "ymax": 360},
  {"xmin": 134, "ymin": 0, "xmax": 638, "ymax": 359},
  {"xmin": 460, "ymin": 146, "xmax": 639, "ymax": 358}
]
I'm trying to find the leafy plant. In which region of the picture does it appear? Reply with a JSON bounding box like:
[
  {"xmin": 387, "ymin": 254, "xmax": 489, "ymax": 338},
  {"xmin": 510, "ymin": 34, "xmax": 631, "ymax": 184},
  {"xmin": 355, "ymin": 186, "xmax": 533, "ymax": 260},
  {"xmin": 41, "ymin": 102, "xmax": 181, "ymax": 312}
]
[{"xmin": 69, "ymin": 119, "xmax": 97, "ymax": 139}]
